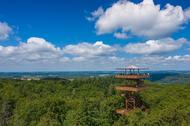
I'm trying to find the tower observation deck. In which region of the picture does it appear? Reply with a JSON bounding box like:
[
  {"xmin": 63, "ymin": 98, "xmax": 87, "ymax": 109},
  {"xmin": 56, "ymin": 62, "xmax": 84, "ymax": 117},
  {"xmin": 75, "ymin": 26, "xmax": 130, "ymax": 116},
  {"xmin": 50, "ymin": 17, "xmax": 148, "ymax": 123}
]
[{"xmin": 115, "ymin": 65, "xmax": 150, "ymax": 115}]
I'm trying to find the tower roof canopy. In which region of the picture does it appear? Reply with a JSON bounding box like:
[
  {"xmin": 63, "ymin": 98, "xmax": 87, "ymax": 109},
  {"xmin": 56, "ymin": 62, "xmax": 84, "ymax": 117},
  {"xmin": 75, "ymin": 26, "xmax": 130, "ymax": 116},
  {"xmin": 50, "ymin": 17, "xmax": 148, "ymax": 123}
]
[{"xmin": 117, "ymin": 65, "xmax": 148, "ymax": 70}]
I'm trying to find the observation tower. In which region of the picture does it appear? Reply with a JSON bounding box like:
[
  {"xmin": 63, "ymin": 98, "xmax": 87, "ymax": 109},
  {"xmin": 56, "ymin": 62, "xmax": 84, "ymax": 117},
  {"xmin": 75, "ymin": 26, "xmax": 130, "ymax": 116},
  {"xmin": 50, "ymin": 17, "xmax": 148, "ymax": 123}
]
[{"xmin": 115, "ymin": 65, "xmax": 150, "ymax": 115}]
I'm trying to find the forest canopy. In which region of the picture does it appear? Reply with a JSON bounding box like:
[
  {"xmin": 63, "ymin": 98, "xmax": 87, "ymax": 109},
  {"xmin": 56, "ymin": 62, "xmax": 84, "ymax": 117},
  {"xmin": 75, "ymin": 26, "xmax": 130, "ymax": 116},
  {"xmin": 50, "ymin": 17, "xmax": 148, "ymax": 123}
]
[{"xmin": 0, "ymin": 77, "xmax": 190, "ymax": 126}]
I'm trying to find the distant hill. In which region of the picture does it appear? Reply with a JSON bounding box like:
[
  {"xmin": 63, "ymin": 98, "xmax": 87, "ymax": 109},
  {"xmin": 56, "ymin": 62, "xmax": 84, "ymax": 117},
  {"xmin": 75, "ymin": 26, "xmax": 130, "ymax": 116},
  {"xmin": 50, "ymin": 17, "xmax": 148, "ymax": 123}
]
[
  {"xmin": 0, "ymin": 71, "xmax": 190, "ymax": 84},
  {"xmin": 149, "ymin": 72, "xmax": 190, "ymax": 84}
]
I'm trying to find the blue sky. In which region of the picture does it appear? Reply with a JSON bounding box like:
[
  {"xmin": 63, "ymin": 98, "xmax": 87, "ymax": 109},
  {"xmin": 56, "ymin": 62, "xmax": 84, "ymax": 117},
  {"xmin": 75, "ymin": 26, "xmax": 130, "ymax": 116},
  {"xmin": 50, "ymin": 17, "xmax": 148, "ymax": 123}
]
[{"xmin": 0, "ymin": 0, "xmax": 190, "ymax": 71}]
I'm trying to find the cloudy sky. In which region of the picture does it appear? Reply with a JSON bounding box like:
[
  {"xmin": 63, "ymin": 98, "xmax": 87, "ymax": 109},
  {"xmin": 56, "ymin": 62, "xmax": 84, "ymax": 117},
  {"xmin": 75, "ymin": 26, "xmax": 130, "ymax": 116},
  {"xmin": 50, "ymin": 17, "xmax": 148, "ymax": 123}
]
[{"xmin": 0, "ymin": 0, "xmax": 190, "ymax": 71}]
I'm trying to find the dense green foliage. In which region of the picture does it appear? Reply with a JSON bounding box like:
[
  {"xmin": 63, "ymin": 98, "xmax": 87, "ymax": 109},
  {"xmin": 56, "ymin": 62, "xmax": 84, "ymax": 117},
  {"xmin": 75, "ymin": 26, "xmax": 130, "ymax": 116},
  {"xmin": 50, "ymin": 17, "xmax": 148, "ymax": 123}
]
[{"xmin": 0, "ymin": 77, "xmax": 190, "ymax": 126}]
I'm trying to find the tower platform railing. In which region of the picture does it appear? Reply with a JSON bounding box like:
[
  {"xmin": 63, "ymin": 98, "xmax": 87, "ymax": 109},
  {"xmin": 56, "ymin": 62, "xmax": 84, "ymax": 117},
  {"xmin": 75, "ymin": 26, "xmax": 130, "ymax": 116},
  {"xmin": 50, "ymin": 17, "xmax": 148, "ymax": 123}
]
[
  {"xmin": 115, "ymin": 86, "xmax": 147, "ymax": 92},
  {"xmin": 115, "ymin": 73, "xmax": 149, "ymax": 79}
]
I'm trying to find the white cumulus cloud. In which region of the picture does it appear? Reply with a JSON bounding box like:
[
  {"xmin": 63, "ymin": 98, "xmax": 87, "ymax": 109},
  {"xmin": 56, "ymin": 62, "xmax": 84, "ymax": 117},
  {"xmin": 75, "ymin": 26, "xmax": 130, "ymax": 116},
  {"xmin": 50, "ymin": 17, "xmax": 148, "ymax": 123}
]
[
  {"xmin": 124, "ymin": 38, "xmax": 187, "ymax": 54},
  {"xmin": 165, "ymin": 55, "xmax": 190, "ymax": 62},
  {"xmin": 114, "ymin": 32, "xmax": 128, "ymax": 39},
  {"xmin": 184, "ymin": 7, "xmax": 190, "ymax": 21},
  {"xmin": 0, "ymin": 22, "xmax": 12, "ymax": 41},
  {"xmin": 0, "ymin": 38, "xmax": 118, "ymax": 68},
  {"xmin": 92, "ymin": 0, "xmax": 190, "ymax": 39},
  {"xmin": 121, "ymin": 55, "xmax": 190, "ymax": 70},
  {"xmin": 0, "ymin": 37, "xmax": 62, "ymax": 62},
  {"xmin": 86, "ymin": 7, "xmax": 104, "ymax": 21},
  {"xmin": 0, "ymin": 37, "xmax": 190, "ymax": 71},
  {"xmin": 63, "ymin": 41, "xmax": 116, "ymax": 59}
]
